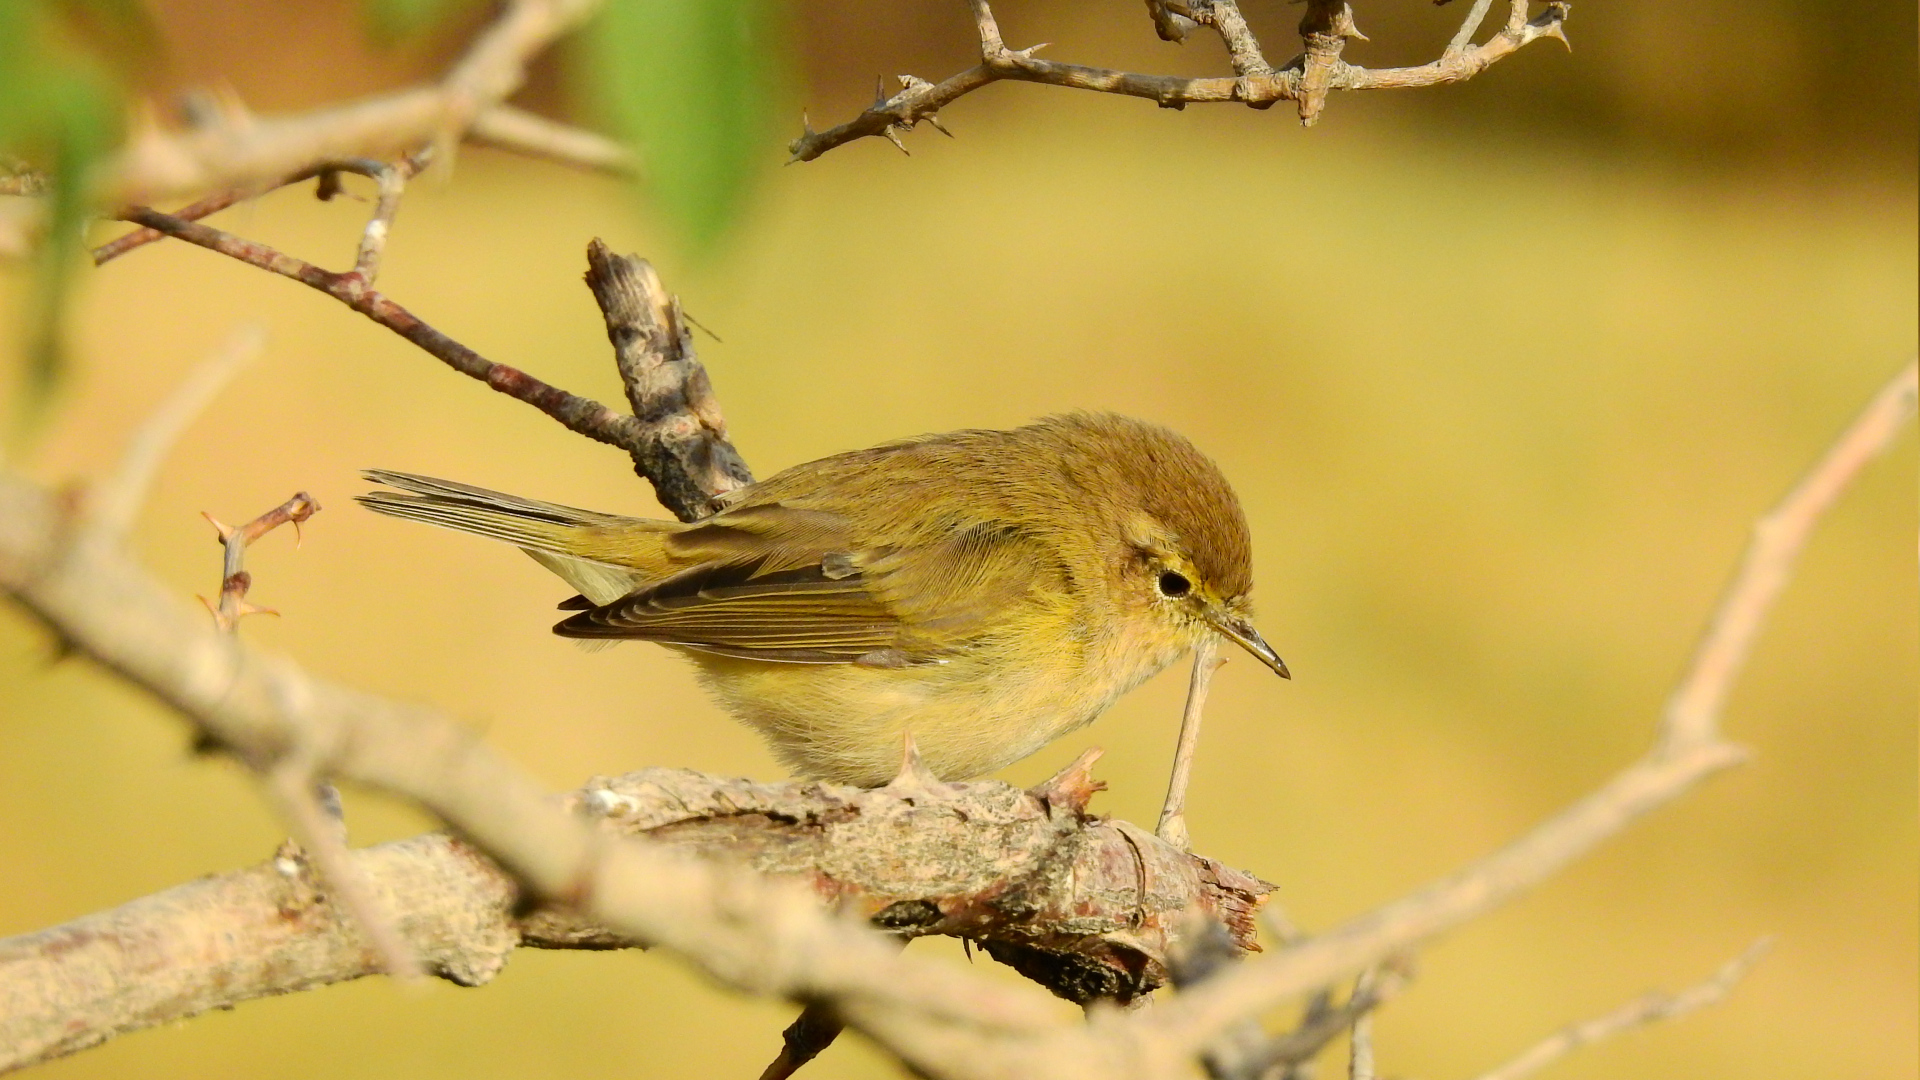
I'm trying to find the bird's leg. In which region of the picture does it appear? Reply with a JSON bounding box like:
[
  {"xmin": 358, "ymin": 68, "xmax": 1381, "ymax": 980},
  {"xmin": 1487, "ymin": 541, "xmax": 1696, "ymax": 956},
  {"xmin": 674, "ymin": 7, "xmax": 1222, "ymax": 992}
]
[{"xmin": 1156, "ymin": 634, "xmax": 1225, "ymax": 851}]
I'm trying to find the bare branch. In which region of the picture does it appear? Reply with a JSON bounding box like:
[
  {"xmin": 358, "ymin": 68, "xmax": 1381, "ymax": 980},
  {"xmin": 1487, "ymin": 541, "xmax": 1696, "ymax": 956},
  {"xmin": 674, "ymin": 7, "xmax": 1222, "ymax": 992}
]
[
  {"xmin": 91, "ymin": 160, "xmax": 374, "ymax": 265},
  {"xmin": 197, "ymin": 492, "xmax": 319, "ymax": 631},
  {"xmin": 100, "ymin": 0, "xmax": 602, "ymax": 207},
  {"xmin": 0, "ymin": 832, "xmax": 517, "ymax": 1071},
  {"xmin": 1347, "ymin": 967, "xmax": 1379, "ymax": 1080},
  {"xmin": 1469, "ymin": 939, "xmax": 1774, "ymax": 1080},
  {"xmin": 86, "ymin": 325, "xmax": 263, "ymax": 541},
  {"xmin": 1444, "ymin": 0, "xmax": 1499, "ymax": 56},
  {"xmin": 467, "ymin": 105, "xmax": 637, "ymax": 175},
  {"xmin": 1659, "ymin": 359, "xmax": 1919, "ymax": 751},
  {"xmin": 351, "ymin": 150, "xmax": 431, "ymax": 282},
  {"xmin": 1182, "ymin": 1, "xmax": 1275, "ymax": 78},
  {"xmin": 790, "ymin": 1, "xmax": 1569, "ymax": 160},
  {"xmin": 115, "ymin": 207, "xmax": 657, "ymax": 461}
]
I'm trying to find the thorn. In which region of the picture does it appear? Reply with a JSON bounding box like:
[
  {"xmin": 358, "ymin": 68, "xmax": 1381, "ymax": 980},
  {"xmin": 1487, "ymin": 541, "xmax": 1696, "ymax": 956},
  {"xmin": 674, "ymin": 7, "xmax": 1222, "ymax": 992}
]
[
  {"xmin": 236, "ymin": 601, "xmax": 280, "ymax": 619},
  {"xmin": 291, "ymin": 520, "xmax": 304, "ymax": 548},
  {"xmin": 1013, "ymin": 42, "xmax": 1050, "ymax": 59},
  {"xmin": 201, "ymin": 511, "xmax": 235, "ymax": 542},
  {"xmin": 927, "ymin": 113, "xmax": 953, "ymax": 137},
  {"xmin": 1332, "ymin": 3, "xmax": 1368, "ymax": 40},
  {"xmin": 873, "ymin": 74, "xmax": 887, "ymax": 108},
  {"xmin": 882, "ymin": 126, "xmax": 910, "ymax": 155},
  {"xmin": 1030, "ymin": 747, "xmax": 1107, "ymax": 814},
  {"xmin": 196, "ymin": 594, "xmax": 216, "ymax": 616},
  {"xmin": 800, "ymin": 108, "xmax": 814, "ymax": 135},
  {"xmin": 881, "ymin": 731, "xmax": 958, "ymax": 800}
]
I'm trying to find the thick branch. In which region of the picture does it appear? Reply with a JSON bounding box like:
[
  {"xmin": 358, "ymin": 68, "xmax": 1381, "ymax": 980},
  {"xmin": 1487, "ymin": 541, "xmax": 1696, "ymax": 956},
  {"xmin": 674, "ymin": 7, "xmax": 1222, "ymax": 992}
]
[{"xmin": 0, "ymin": 760, "xmax": 1271, "ymax": 1070}]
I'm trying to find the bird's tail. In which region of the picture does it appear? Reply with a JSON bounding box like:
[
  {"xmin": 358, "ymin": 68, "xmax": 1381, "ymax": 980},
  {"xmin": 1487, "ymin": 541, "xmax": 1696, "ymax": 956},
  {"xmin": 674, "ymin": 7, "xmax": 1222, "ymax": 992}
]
[{"xmin": 357, "ymin": 469, "xmax": 673, "ymax": 604}]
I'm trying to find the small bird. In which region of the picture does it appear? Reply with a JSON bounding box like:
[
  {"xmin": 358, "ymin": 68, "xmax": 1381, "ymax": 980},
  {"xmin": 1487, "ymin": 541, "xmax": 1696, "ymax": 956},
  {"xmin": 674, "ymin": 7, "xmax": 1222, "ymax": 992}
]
[{"xmin": 358, "ymin": 413, "xmax": 1287, "ymax": 786}]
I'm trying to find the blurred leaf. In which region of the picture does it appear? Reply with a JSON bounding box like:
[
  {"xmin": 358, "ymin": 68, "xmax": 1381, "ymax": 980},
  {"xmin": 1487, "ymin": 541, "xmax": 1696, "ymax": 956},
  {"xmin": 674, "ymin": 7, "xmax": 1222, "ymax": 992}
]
[
  {"xmin": 0, "ymin": 0, "xmax": 124, "ymax": 433},
  {"xmin": 362, "ymin": 0, "xmax": 485, "ymax": 43},
  {"xmin": 581, "ymin": 0, "xmax": 786, "ymax": 252}
]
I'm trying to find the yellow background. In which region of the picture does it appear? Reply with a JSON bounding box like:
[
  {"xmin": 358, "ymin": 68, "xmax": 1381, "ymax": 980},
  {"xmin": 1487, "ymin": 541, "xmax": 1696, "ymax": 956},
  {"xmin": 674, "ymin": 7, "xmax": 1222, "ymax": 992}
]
[{"xmin": 1, "ymin": 2, "xmax": 1914, "ymax": 1078}]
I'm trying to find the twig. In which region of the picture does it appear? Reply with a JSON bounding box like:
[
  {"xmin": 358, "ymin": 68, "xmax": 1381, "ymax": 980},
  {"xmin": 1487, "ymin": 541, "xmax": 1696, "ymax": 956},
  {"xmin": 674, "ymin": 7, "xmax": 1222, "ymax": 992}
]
[
  {"xmin": 351, "ymin": 150, "xmax": 431, "ymax": 282},
  {"xmin": 1249, "ymin": 961, "xmax": 1410, "ymax": 1077},
  {"xmin": 1347, "ymin": 967, "xmax": 1378, "ymax": 1080},
  {"xmin": 91, "ymin": 160, "xmax": 381, "ymax": 266},
  {"xmin": 789, "ymin": 0, "xmax": 1568, "ymax": 160},
  {"xmin": 116, "ymin": 207, "xmax": 658, "ymax": 462},
  {"xmin": 1659, "ymin": 360, "xmax": 1919, "ymax": 751},
  {"xmin": 198, "ymin": 492, "xmax": 319, "ymax": 631},
  {"xmin": 1183, "ymin": 1, "xmax": 1274, "ymax": 78},
  {"xmin": 466, "ymin": 105, "xmax": 637, "ymax": 175},
  {"xmin": 1136, "ymin": 361, "xmax": 1918, "ymax": 1057},
  {"xmin": 1468, "ymin": 939, "xmax": 1774, "ymax": 1080},
  {"xmin": 265, "ymin": 758, "xmax": 422, "ymax": 981},
  {"xmin": 197, "ymin": 490, "xmax": 417, "ymax": 981},
  {"xmin": 1157, "ymin": 634, "xmax": 1224, "ymax": 851},
  {"xmin": 86, "ymin": 325, "xmax": 263, "ymax": 541},
  {"xmin": 1444, "ymin": 0, "xmax": 1499, "ymax": 56}
]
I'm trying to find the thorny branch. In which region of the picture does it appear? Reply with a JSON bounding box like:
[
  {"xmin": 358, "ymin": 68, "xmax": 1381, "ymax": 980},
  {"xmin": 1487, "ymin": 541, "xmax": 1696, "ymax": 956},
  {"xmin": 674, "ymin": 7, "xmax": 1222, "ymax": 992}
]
[
  {"xmin": 789, "ymin": 0, "xmax": 1570, "ymax": 160},
  {"xmin": 197, "ymin": 492, "xmax": 319, "ymax": 632}
]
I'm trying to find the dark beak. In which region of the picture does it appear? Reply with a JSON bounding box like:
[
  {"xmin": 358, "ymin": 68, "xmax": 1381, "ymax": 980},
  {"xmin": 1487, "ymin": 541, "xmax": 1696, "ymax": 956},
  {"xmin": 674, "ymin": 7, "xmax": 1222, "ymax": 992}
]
[{"xmin": 1207, "ymin": 611, "xmax": 1291, "ymax": 679}]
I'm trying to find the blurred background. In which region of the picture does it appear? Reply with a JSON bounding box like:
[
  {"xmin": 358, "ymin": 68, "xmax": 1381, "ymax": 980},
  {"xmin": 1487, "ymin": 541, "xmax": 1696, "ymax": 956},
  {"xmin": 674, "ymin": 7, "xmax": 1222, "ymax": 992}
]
[{"xmin": 0, "ymin": 1, "xmax": 1914, "ymax": 1078}]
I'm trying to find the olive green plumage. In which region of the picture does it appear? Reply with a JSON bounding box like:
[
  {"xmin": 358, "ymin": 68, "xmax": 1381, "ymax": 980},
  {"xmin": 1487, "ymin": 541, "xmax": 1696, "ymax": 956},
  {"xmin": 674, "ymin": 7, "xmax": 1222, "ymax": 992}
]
[{"xmin": 359, "ymin": 413, "xmax": 1285, "ymax": 785}]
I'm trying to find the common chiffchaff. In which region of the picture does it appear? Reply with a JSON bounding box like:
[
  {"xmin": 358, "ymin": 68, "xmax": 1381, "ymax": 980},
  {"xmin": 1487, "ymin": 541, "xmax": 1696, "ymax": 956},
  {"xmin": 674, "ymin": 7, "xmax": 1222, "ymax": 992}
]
[{"xmin": 359, "ymin": 413, "xmax": 1287, "ymax": 785}]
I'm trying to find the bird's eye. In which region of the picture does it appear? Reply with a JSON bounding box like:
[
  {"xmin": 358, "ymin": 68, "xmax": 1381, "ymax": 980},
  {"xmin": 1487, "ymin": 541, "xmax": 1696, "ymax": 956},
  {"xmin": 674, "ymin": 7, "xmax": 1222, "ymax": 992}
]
[{"xmin": 1157, "ymin": 570, "xmax": 1192, "ymax": 597}]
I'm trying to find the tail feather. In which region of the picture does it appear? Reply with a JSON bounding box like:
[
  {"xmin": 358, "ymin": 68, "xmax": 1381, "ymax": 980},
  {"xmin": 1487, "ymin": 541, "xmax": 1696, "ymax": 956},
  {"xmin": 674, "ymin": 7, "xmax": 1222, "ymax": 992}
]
[{"xmin": 357, "ymin": 470, "xmax": 674, "ymax": 596}]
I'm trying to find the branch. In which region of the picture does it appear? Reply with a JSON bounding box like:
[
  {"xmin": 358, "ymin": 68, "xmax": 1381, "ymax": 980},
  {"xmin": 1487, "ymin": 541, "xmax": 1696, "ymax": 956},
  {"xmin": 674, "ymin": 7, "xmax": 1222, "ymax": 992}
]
[
  {"xmin": 1469, "ymin": 939, "xmax": 1773, "ymax": 1080},
  {"xmin": 91, "ymin": 159, "xmax": 383, "ymax": 266},
  {"xmin": 117, "ymin": 208, "xmax": 658, "ymax": 461},
  {"xmin": 99, "ymin": 0, "xmax": 604, "ymax": 207},
  {"xmin": 0, "ymin": 758, "xmax": 1270, "ymax": 1072},
  {"xmin": 466, "ymin": 105, "xmax": 636, "ymax": 176},
  {"xmin": 789, "ymin": 0, "xmax": 1570, "ymax": 160}
]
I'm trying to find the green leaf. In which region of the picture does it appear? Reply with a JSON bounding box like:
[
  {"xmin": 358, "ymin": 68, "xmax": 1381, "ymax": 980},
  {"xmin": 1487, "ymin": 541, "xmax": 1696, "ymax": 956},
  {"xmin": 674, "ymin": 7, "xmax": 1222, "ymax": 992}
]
[
  {"xmin": 0, "ymin": 0, "xmax": 125, "ymax": 434},
  {"xmin": 582, "ymin": 0, "xmax": 787, "ymax": 252}
]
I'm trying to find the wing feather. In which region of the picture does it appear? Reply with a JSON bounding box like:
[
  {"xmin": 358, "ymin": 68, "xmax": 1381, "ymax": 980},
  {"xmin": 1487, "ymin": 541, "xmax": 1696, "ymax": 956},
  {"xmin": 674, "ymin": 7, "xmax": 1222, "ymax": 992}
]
[{"xmin": 551, "ymin": 506, "xmax": 1067, "ymax": 664}]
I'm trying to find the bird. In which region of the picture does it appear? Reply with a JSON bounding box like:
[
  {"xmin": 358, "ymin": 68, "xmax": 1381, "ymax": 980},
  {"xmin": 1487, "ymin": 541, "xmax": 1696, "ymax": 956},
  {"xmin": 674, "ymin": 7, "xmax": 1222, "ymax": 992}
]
[{"xmin": 357, "ymin": 412, "xmax": 1287, "ymax": 786}]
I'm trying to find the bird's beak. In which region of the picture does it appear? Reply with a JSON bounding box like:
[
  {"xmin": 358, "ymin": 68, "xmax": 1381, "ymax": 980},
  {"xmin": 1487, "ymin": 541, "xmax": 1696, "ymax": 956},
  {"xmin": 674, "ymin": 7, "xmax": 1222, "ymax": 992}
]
[{"xmin": 1207, "ymin": 610, "xmax": 1291, "ymax": 679}]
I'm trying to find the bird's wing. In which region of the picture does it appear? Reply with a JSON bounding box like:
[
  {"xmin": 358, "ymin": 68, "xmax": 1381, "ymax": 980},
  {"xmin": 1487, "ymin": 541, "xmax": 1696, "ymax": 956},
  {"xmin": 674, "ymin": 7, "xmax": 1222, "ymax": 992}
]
[{"xmin": 554, "ymin": 503, "xmax": 1065, "ymax": 665}]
